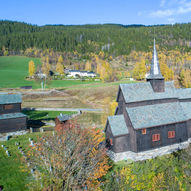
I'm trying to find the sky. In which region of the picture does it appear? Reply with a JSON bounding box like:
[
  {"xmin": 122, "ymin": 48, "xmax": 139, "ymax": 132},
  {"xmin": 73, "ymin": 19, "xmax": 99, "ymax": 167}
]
[{"xmin": 0, "ymin": 0, "xmax": 191, "ymax": 26}]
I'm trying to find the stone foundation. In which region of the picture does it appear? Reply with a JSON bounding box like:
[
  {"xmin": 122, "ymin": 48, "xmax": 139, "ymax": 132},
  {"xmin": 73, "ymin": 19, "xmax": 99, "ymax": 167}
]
[{"xmin": 108, "ymin": 139, "xmax": 191, "ymax": 162}]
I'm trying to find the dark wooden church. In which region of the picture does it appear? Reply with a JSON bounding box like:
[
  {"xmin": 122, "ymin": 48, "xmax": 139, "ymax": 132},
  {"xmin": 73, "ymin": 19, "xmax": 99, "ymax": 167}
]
[
  {"xmin": 105, "ymin": 40, "xmax": 191, "ymax": 153},
  {"xmin": 0, "ymin": 93, "xmax": 26, "ymax": 133}
]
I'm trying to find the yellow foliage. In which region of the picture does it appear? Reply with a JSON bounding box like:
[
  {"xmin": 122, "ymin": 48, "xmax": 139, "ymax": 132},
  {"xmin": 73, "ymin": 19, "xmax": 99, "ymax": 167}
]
[
  {"xmin": 56, "ymin": 62, "xmax": 64, "ymax": 74},
  {"xmin": 58, "ymin": 55, "xmax": 63, "ymax": 63},
  {"xmin": 85, "ymin": 61, "xmax": 92, "ymax": 71},
  {"xmin": 42, "ymin": 60, "xmax": 51, "ymax": 76},
  {"xmin": 160, "ymin": 61, "xmax": 174, "ymax": 81},
  {"xmin": 132, "ymin": 59, "xmax": 146, "ymax": 80},
  {"xmin": 28, "ymin": 60, "xmax": 35, "ymax": 77},
  {"xmin": 179, "ymin": 69, "xmax": 191, "ymax": 88},
  {"xmin": 99, "ymin": 61, "xmax": 113, "ymax": 82},
  {"xmin": 109, "ymin": 101, "xmax": 118, "ymax": 116}
]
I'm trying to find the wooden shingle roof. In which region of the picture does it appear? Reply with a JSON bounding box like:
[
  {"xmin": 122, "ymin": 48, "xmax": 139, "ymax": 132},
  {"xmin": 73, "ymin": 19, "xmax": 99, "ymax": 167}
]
[
  {"xmin": 0, "ymin": 112, "xmax": 26, "ymax": 120},
  {"xmin": 118, "ymin": 82, "xmax": 177, "ymax": 103},
  {"xmin": 126, "ymin": 102, "xmax": 187, "ymax": 129},
  {"xmin": 108, "ymin": 115, "xmax": 129, "ymax": 136},
  {"xmin": 0, "ymin": 93, "xmax": 22, "ymax": 104}
]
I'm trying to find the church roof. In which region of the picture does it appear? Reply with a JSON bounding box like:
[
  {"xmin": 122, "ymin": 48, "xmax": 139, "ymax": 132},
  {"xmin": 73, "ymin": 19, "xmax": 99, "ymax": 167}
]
[
  {"xmin": 0, "ymin": 93, "xmax": 22, "ymax": 105},
  {"xmin": 146, "ymin": 39, "xmax": 164, "ymax": 80},
  {"xmin": 180, "ymin": 102, "xmax": 191, "ymax": 120},
  {"xmin": 108, "ymin": 115, "xmax": 129, "ymax": 136},
  {"xmin": 0, "ymin": 112, "xmax": 26, "ymax": 120},
  {"xmin": 118, "ymin": 81, "xmax": 177, "ymax": 103},
  {"xmin": 126, "ymin": 102, "xmax": 187, "ymax": 129},
  {"xmin": 57, "ymin": 114, "xmax": 70, "ymax": 122},
  {"xmin": 176, "ymin": 88, "xmax": 191, "ymax": 99}
]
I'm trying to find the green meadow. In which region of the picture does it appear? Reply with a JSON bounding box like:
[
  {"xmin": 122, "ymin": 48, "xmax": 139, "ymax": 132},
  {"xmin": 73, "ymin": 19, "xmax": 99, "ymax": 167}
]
[
  {"xmin": 0, "ymin": 56, "xmax": 100, "ymax": 89},
  {"xmin": 22, "ymin": 110, "xmax": 76, "ymax": 120}
]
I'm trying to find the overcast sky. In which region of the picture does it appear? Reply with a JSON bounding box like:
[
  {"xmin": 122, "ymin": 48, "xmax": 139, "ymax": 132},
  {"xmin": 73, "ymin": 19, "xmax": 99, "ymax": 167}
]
[{"xmin": 0, "ymin": 0, "xmax": 191, "ymax": 26}]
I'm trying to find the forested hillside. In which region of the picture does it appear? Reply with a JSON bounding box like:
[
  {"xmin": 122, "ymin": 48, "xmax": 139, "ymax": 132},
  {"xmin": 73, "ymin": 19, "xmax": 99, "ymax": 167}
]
[{"xmin": 1, "ymin": 21, "xmax": 191, "ymax": 55}]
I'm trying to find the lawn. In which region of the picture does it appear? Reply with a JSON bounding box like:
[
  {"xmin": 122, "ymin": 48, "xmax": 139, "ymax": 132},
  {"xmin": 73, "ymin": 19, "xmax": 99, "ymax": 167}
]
[
  {"xmin": 22, "ymin": 110, "xmax": 77, "ymax": 120},
  {"xmin": 0, "ymin": 133, "xmax": 42, "ymax": 191},
  {"xmin": 0, "ymin": 56, "xmax": 42, "ymax": 89},
  {"xmin": 0, "ymin": 56, "xmax": 100, "ymax": 89}
]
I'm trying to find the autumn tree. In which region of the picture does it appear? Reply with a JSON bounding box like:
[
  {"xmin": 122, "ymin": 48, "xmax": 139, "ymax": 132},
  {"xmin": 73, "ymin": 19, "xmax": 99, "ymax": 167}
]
[
  {"xmin": 56, "ymin": 62, "xmax": 64, "ymax": 75},
  {"xmin": 179, "ymin": 69, "xmax": 191, "ymax": 88},
  {"xmin": 58, "ymin": 55, "xmax": 63, "ymax": 63},
  {"xmin": 132, "ymin": 59, "xmax": 146, "ymax": 80},
  {"xmin": 109, "ymin": 101, "xmax": 118, "ymax": 116},
  {"xmin": 28, "ymin": 60, "xmax": 35, "ymax": 77},
  {"xmin": 42, "ymin": 56, "xmax": 51, "ymax": 76},
  {"xmin": 28, "ymin": 122, "xmax": 110, "ymax": 190},
  {"xmin": 160, "ymin": 62, "xmax": 174, "ymax": 81},
  {"xmin": 2, "ymin": 46, "xmax": 8, "ymax": 56},
  {"xmin": 99, "ymin": 61, "xmax": 113, "ymax": 82},
  {"xmin": 85, "ymin": 60, "xmax": 92, "ymax": 71}
]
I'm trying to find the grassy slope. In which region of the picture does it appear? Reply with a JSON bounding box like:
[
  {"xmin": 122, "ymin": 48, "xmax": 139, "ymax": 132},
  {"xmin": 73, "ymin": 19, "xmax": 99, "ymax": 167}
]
[
  {"xmin": 0, "ymin": 56, "xmax": 42, "ymax": 88},
  {"xmin": 0, "ymin": 56, "xmax": 100, "ymax": 89},
  {"xmin": 0, "ymin": 133, "xmax": 42, "ymax": 191}
]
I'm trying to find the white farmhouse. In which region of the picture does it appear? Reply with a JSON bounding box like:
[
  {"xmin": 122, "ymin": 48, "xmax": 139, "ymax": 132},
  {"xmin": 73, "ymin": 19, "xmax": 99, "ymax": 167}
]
[{"xmin": 66, "ymin": 70, "xmax": 96, "ymax": 78}]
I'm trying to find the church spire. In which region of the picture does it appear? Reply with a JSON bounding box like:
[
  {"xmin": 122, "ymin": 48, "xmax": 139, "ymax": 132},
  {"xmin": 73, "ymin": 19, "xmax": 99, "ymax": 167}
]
[
  {"xmin": 147, "ymin": 39, "xmax": 164, "ymax": 79},
  {"xmin": 146, "ymin": 39, "xmax": 165, "ymax": 92}
]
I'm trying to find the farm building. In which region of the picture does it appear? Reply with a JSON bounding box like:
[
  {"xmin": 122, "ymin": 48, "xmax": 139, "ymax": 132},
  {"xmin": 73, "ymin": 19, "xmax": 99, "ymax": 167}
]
[
  {"xmin": 105, "ymin": 40, "xmax": 191, "ymax": 161},
  {"xmin": 65, "ymin": 69, "xmax": 96, "ymax": 78},
  {"xmin": 0, "ymin": 93, "xmax": 26, "ymax": 133},
  {"xmin": 55, "ymin": 113, "xmax": 70, "ymax": 126}
]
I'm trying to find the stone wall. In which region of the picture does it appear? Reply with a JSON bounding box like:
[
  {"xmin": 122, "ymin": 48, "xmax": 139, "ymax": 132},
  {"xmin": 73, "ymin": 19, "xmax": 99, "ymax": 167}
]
[{"xmin": 108, "ymin": 138, "xmax": 191, "ymax": 162}]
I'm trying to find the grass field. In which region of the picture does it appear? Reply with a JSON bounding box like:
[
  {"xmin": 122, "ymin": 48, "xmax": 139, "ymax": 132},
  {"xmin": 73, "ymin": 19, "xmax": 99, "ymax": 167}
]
[
  {"xmin": 0, "ymin": 56, "xmax": 100, "ymax": 89},
  {"xmin": 0, "ymin": 133, "xmax": 42, "ymax": 191},
  {"xmin": 22, "ymin": 110, "xmax": 77, "ymax": 120}
]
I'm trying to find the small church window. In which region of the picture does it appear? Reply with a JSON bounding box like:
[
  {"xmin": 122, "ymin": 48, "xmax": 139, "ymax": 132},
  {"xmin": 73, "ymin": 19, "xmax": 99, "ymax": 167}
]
[
  {"xmin": 168, "ymin": 131, "xmax": 175, "ymax": 138},
  {"xmin": 152, "ymin": 134, "xmax": 160, "ymax": 142},
  {"xmin": 4, "ymin": 104, "xmax": 13, "ymax": 110},
  {"xmin": 142, "ymin": 128, "xmax": 147, "ymax": 135},
  {"xmin": 110, "ymin": 138, "xmax": 113, "ymax": 145}
]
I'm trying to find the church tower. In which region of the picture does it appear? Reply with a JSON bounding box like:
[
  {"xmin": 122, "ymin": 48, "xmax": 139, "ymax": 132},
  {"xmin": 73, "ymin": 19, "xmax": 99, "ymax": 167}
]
[{"xmin": 146, "ymin": 39, "xmax": 165, "ymax": 92}]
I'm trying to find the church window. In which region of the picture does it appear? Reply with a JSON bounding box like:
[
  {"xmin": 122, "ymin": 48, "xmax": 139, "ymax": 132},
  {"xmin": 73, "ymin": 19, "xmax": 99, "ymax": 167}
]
[
  {"xmin": 110, "ymin": 138, "xmax": 113, "ymax": 145},
  {"xmin": 168, "ymin": 131, "xmax": 175, "ymax": 138},
  {"xmin": 142, "ymin": 128, "xmax": 146, "ymax": 134},
  {"xmin": 152, "ymin": 134, "xmax": 160, "ymax": 142}
]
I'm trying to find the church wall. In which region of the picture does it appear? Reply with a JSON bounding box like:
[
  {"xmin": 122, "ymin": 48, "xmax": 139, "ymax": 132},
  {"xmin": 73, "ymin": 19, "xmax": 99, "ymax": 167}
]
[
  {"xmin": 117, "ymin": 88, "xmax": 126, "ymax": 115},
  {"xmin": 105, "ymin": 122, "xmax": 114, "ymax": 150},
  {"xmin": 105, "ymin": 122, "xmax": 130, "ymax": 153},
  {"xmin": 123, "ymin": 110, "xmax": 137, "ymax": 152},
  {"xmin": 126, "ymin": 98, "xmax": 178, "ymax": 108},
  {"xmin": 136, "ymin": 121, "xmax": 188, "ymax": 152},
  {"xmin": 113, "ymin": 135, "xmax": 130, "ymax": 153},
  {"xmin": 186, "ymin": 120, "xmax": 191, "ymax": 138}
]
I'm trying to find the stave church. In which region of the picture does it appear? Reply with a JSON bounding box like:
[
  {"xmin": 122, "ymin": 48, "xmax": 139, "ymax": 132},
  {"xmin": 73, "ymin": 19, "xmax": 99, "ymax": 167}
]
[{"xmin": 105, "ymin": 40, "xmax": 191, "ymax": 161}]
